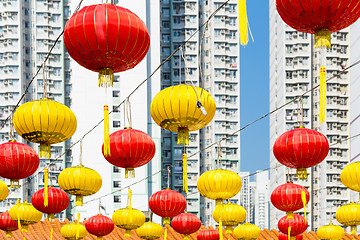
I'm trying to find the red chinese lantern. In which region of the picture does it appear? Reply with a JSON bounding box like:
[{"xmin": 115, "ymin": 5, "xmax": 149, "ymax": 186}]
[
  {"xmin": 0, "ymin": 212, "xmax": 18, "ymax": 238},
  {"xmin": 197, "ymin": 229, "xmax": 220, "ymax": 240},
  {"xmin": 271, "ymin": 182, "xmax": 310, "ymax": 219},
  {"xmin": 276, "ymin": 0, "xmax": 360, "ymax": 48},
  {"xmin": 149, "ymin": 189, "xmax": 186, "ymax": 225},
  {"xmin": 102, "ymin": 128, "xmax": 156, "ymax": 178},
  {"xmin": 278, "ymin": 232, "xmax": 303, "ymax": 240},
  {"xmin": 85, "ymin": 214, "xmax": 114, "ymax": 239},
  {"xmin": 278, "ymin": 214, "xmax": 308, "ymax": 237},
  {"xmin": 0, "ymin": 141, "xmax": 39, "ymax": 187},
  {"xmin": 32, "ymin": 187, "xmax": 69, "ymax": 220},
  {"xmin": 273, "ymin": 128, "xmax": 329, "ymax": 179},
  {"xmin": 172, "ymin": 213, "xmax": 201, "ymax": 240}
]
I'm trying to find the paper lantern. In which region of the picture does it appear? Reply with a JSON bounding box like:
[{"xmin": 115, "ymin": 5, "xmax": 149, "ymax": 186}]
[
  {"xmin": 278, "ymin": 233, "xmax": 303, "ymax": 240},
  {"xmin": 212, "ymin": 203, "xmax": 246, "ymax": 233},
  {"xmin": 341, "ymin": 162, "xmax": 360, "ymax": 193},
  {"xmin": 233, "ymin": 223, "xmax": 261, "ymax": 240},
  {"xmin": 197, "ymin": 229, "xmax": 220, "ymax": 240},
  {"xmin": 85, "ymin": 214, "xmax": 114, "ymax": 240},
  {"xmin": 0, "ymin": 179, "xmax": 8, "ymax": 202},
  {"xmin": 171, "ymin": 212, "xmax": 201, "ymax": 240},
  {"xmin": 0, "ymin": 141, "xmax": 39, "ymax": 187},
  {"xmin": 102, "ymin": 128, "xmax": 156, "ymax": 178},
  {"xmin": 197, "ymin": 168, "xmax": 242, "ymax": 205},
  {"xmin": 273, "ymin": 128, "xmax": 329, "ymax": 179},
  {"xmin": 61, "ymin": 222, "xmax": 87, "ymax": 240},
  {"xmin": 317, "ymin": 223, "xmax": 344, "ymax": 240},
  {"xmin": 136, "ymin": 221, "xmax": 164, "ymax": 240},
  {"xmin": 58, "ymin": 165, "xmax": 102, "ymax": 206},
  {"xmin": 278, "ymin": 214, "xmax": 308, "ymax": 237},
  {"xmin": 9, "ymin": 201, "xmax": 42, "ymax": 232},
  {"xmin": 32, "ymin": 187, "xmax": 69, "ymax": 220},
  {"xmin": 335, "ymin": 202, "xmax": 360, "ymax": 234},
  {"xmin": 276, "ymin": 0, "xmax": 360, "ymax": 48},
  {"xmin": 13, "ymin": 98, "xmax": 77, "ymax": 158},
  {"xmin": 271, "ymin": 182, "xmax": 309, "ymax": 218},
  {"xmin": 0, "ymin": 212, "xmax": 18, "ymax": 238},
  {"xmin": 149, "ymin": 189, "xmax": 186, "ymax": 225}
]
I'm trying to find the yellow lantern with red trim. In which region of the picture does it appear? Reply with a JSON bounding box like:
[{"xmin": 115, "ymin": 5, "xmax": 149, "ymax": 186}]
[
  {"xmin": 58, "ymin": 165, "xmax": 102, "ymax": 206},
  {"xmin": 335, "ymin": 202, "xmax": 360, "ymax": 234},
  {"xmin": 9, "ymin": 201, "xmax": 42, "ymax": 232},
  {"xmin": 212, "ymin": 202, "xmax": 246, "ymax": 233},
  {"xmin": 317, "ymin": 223, "xmax": 344, "ymax": 240},
  {"xmin": 136, "ymin": 221, "xmax": 163, "ymax": 240},
  {"xmin": 233, "ymin": 223, "xmax": 261, "ymax": 240}
]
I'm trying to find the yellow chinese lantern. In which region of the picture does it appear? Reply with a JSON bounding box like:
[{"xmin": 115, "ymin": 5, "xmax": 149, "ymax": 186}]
[
  {"xmin": 58, "ymin": 165, "xmax": 102, "ymax": 206},
  {"xmin": 0, "ymin": 179, "xmax": 9, "ymax": 202},
  {"xmin": 213, "ymin": 202, "xmax": 246, "ymax": 233},
  {"xmin": 61, "ymin": 213, "xmax": 87, "ymax": 240},
  {"xmin": 317, "ymin": 223, "xmax": 344, "ymax": 240},
  {"xmin": 136, "ymin": 221, "xmax": 164, "ymax": 240},
  {"xmin": 341, "ymin": 162, "xmax": 360, "ymax": 195},
  {"xmin": 112, "ymin": 189, "xmax": 145, "ymax": 237},
  {"xmin": 197, "ymin": 168, "xmax": 242, "ymax": 205},
  {"xmin": 13, "ymin": 98, "xmax": 77, "ymax": 158},
  {"xmin": 233, "ymin": 223, "xmax": 261, "ymax": 240},
  {"xmin": 335, "ymin": 202, "xmax": 360, "ymax": 234},
  {"xmin": 9, "ymin": 200, "xmax": 42, "ymax": 232}
]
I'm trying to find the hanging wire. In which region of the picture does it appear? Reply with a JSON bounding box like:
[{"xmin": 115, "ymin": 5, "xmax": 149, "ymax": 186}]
[
  {"xmin": 198, "ymin": 20, "xmax": 210, "ymax": 99},
  {"xmin": 125, "ymin": 98, "xmax": 132, "ymax": 128},
  {"xmin": 79, "ymin": 138, "xmax": 83, "ymax": 166},
  {"xmin": 42, "ymin": 62, "xmax": 47, "ymax": 99},
  {"xmin": 167, "ymin": 166, "xmax": 171, "ymax": 189},
  {"xmin": 179, "ymin": 46, "xmax": 182, "ymax": 85},
  {"xmin": 9, "ymin": 114, "xmax": 14, "ymax": 140},
  {"xmin": 217, "ymin": 142, "xmax": 222, "ymax": 168}
]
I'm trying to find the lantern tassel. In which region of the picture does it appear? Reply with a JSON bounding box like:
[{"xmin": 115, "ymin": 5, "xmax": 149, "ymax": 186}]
[
  {"xmin": 163, "ymin": 217, "xmax": 170, "ymax": 225},
  {"xmin": 164, "ymin": 228, "xmax": 168, "ymax": 240},
  {"xmin": 75, "ymin": 195, "xmax": 83, "ymax": 206},
  {"xmin": 125, "ymin": 229, "xmax": 132, "ymax": 238},
  {"xmin": 286, "ymin": 211, "xmax": 294, "ymax": 219},
  {"xmin": 128, "ymin": 188, "xmax": 132, "ymax": 209},
  {"xmin": 76, "ymin": 213, "xmax": 80, "ymax": 240},
  {"xmin": 351, "ymin": 226, "xmax": 357, "ymax": 235},
  {"xmin": 296, "ymin": 168, "xmax": 307, "ymax": 180},
  {"xmin": 44, "ymin": 168, "xmax": 49, "ymax": 207},
  {"xmin": 177, "ymin": 128, "xmax": 189, "ymax": 145},
  {"xmin": 225, "ymin": 226, "xmax": 233, "ymax": 234},
  {"xmin": 40, "ymin": 143, "xmax": 51, "ymax": 158},
  {"xmin": 125, "ymin": 168, "xmax": 135, "ymax": 178},
  {"xmin": 238, "ymin": 0, "xmax": 249, "ymax": 46},
  {"xmin": 17, "ymin": 209, "xmax": 22, "ymax": 232},
  {"xmin": 98, "ymin": 68, "xmax": 114, "ymax": 87},
  {"xmin": 183, "ymin": 153, "xmax": 188, "ymax": 194},
  {"xmin": 288, "ymin": 226, "xmax": 291, "ymax": 240},
  {"xmin": 103, "ymin": 105, "xmax": 111, "ymax": 157},
  {"xmin": 184, "ymin": 234, "xmax": 189, "ymax": 240},
  {"xmin": 219, "ymin": 219, "xmax": 223, "ymax": 240},
  {"xmin": 10, "ymin": 180, "xmax": 19, "ymax": 189},
  {"xmin": 301, "ymin": 191, "xmax": 307, "ymax": 222},
  {"xmin": 97, "ymin": 237, "xmax": 103, "ymax": 240},
  {"xmin": 51, "ymin": 228, "xmax": 53, "ymax": 240},
  {"xmin": 5, "ymin": 231, "xmax": 12, "ymax": 238},
  {"xmin": 315, "ymin": 28, "xmax": 331, "ymax": 49},
  {"xmin": 319, "ymin": 66, "xmax": 326, "ymax": 124}
]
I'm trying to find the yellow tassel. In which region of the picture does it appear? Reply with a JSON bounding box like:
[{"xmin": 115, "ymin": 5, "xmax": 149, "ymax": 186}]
[
  {"xmin": 163, "ymin": 217, "xmax": 170, "ymax": 225},
  {"xmin": 17, "ymin": 208, "xmax": 22, "ymax": 232},
  {"xmin": 125, "ymin": 229, "xmax": 131, "ymax": 238},
  {"xmin": 351, "ymin": 226, "xmax": 357, "ymax": 235},
  {"xmin": 10, "ymin": 180, "xmax": 19, "ymax": 188},
  {"xmin": 286, "ymin": 211, "xmax": 294, "ymax": 219},
  {"xmin": 128, "ymin": 188, "xmax": 132, "ymax": 209},
  {"xmin": 76, "ymin": 213, "xmax": 80, "ymax": 239},
  {"xmin": 44, "ymin": 168, "xmax": 49, "ymax": 207},
  {"xmin": 6, "ymin": 231, "xmax": 12, "ymax": 238},
  {"xmin": 238, "ymin": 0, "xmax": 249, "ymax": 46},
  {"xmin": 183, "ymin": 153, "xmax": 188, "ymax": 194},
  {"xmin": 125, "ymin": 168, "xmax": 135, "ymax": 178},
  {"xmin": 98, "ymin": 68, "xmax": 114, "ymax": 87},
  {"xmin": 288, "ymin": 226, "xmax": 291, "ymax": 240},
  {"xmin": 225, "ymin": 226, "xmax": 233, "ymax": 234},
  {"xmin": 75, "ymin": 195, "xmax": 83, "ymax": 206},
  {"xmin": 184, "ymin": 235, "xmax": 189, "ymax": 240},
  {"xmin": 39, "ymin": 143, "xmax": 51, "ymax": 158},
  {"xmin": 296, "ymin": 168, "xmax": 307, "ymax": 180},
  {"xmin": 301, "ymin": 191, "xmax": 307, "ymax": 222},
  {"xmin": 315, "ymin": 29, "xmax": 331, "ymax": 49},
  {"xmin": 103, "ymin": 105, "xmax": 111, "ymax": 157},
  {"xmin": 164, "ymin": 228, "xmax": 168, "ymax": 240},
  {"xmin": 219, "ymin": 219, "xmax": 223, "ymax": 240},
  {"xmin": 319, "ymin": 66, "xmax": 326, "ymax": 123},
  {"xmin": 177, "ymin": 128, "xmax": 189, "ymax": 145},
  {"xmin": 51, "ymin": 228, "xmax": 53, "ymax": 240}
]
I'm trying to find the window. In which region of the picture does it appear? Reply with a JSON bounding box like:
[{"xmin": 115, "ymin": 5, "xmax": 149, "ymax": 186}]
[
  {"xmin": 113, "ymin": 181, "xmax": 121, "ymax": 188},
  {"xmin": 162, "ymin": 21, "xmax": 170, "ymax": 29},
  {"xmin": 114, "ymin": 196, "xmax": 121, "ymax": 202},
  {"xmin": 113, "ymin": 121, "xmax": 121, "ymax": 128},
  {"xmin": 113, "ymin": 90, "xmax": 120, "ymax": 98}
]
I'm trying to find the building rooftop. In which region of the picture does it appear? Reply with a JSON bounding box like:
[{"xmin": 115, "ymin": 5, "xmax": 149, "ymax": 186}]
[{"xmin": 2, "ymin": 219, "xmax": 359, "ymax": 240}]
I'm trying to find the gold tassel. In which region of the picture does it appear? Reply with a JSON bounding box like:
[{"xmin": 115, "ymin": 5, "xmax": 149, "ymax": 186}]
[
  {"xmin": 183, "ymin": 153, "xmax": 188, "ymax": 194},
  {"xmin": 51, "ymin": 228, "xmax": 53, "ymax": 240},
  {"xmin": 225, "ymin": 226, "xmax": 233, "ymax": 234},
  {"xmin": 288, "ymin": 226, "xmax": 291, "ymax": 240},
  {"xmin": 286, "ymin": 211, "xmax": 294, "ymax": 219},
  {"xmin": 125, "ymin": 168, "xmax": 135, "ymax": 178},
  {"xmin": 97, "ymin": 237, "xmax": 103, "ymax": 240},
  {"xmin": 315, "ymin": 29, "xmax": 331, "ymax": 49},
  {"xmin": 351, "ymin": 226, "xmax": 357, "ymax": 235},
  {"xmin": 103, "ymin": 105, "xmax": 111, "ymax": 157},
  {"xmin": 98, "ymin": 68, "xmax": 114, "ymax": 87},
  {"xmin": 75, "ymin": 195, "xmax": 83, "ymax": 206},
  {"xmin": 219, "ymin": 219, "xmax": 223, "ymax": 240},
  {"xmin": 128, "ymin": 188, "xmax": 132, "ymax": 209},
  {"xmin": 44, "ymin": 168, "xmax": 48, "ymax": 207},
  {"xmin": 319, "ymin": 66, "xmax": 326, "ymax": 123},
  {"xmin": 39, "ymin": 143, "xmax": 51, "ymax": 158},
  {"xmin": 163, "ymin": 217, "xmax": 170, "ymax": 225},
  {"xmin": 238, "ymin": 0, "xmax": 249, "ymax": 46},
  {"xmin": 5, "ymin": 231, "xmax": 12, "ymax": 238},
  {"xmin": 76, "ymin": 213, "xmax": 80, "ymax": 240},
  {"xmin": 125, "ymin": 229, "xmax": 132, "ymax": 238},
  {"xmin": 10, "ymin": 180, "xmax": 19, "ymax": 188},
  {"xmin": 301, "ymin": 191, "xmax": 307, "ymax": 222},
  {"xmin": 177, "ymin": 128, "xmax": 189, "ymax": 145},
  {"xmin": 17, "ymin": 208, "xmax": 22, "ymax": 232},
  {"xmin": 296, "ymin": 168, "xmax": 307, "ymax": 180},
  {"xmin": 164, "ymin": 228, "xmax": 168, "ymax": 240},
  {"xmin": 184, "ymin": 235, "xmax": 189, "ymax": 240}
]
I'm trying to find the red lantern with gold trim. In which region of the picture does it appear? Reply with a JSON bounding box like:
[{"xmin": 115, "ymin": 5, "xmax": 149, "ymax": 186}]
[
  {"xmin": 149, "ymin": 189, "xmax": 186, "ymax": 225},
  {"xmin": 85, "ymin": 214, "xmax": 114, "ymax": 239},
  {"xmin": 0, "ymin": 141, "xmax": 39, "ymax": 188},
  {"xmin": 278, "ymin": 214, "xmax": 308, "ymax": 237},
  {"xmin": 32, "ymin": 187, "xmax": 69, "ymax": 220},
  {"xmin": 273, "ymin": 128, "xmax": 329, "ymax": 180},
  {"xmin": 276, "ymin": 0, "xmax": 360, "ymax": 48},
  {"xmin": 172, "ymin": 213, "xmax": 201, "ymax": 240},
  {"xmin": 197, "ymin": 229, "xmax": 220, "ymax": 240},
  {"xmin": 271, "ymin": 182, "xmax": 310, "ymax": 219},
  {"xmin": 102, "ymin": 128, "xmax": 156, "ymax": 178},
  {"xmin": 0, "ymin": 212, "xmax": 18, "ymax": 238},
  {"xmin": 279, "ymin": 233, "xmax": 303, "ymax": 240}
]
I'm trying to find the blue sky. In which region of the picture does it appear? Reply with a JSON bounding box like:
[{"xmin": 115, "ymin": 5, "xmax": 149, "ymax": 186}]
[{"xmin": 240, "ymin": 1, "xmax": 270, "ymax": 175}]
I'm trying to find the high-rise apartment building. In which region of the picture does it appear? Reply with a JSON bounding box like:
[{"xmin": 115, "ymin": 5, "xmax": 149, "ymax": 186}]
[
  {"xmin": 159, "ymin": 0, "xmax": 240, "ymax": 226},
  {"xmin": 269, "ymin": 0, "xmax": 350, "ymax": 230},
  {"xmin": 254, "ymin": 170, "xmax": 269, "ymax": 229},
  {"xmin": 0, "ymin": 0, "xmax": 72, "ymax": 220}
]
